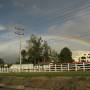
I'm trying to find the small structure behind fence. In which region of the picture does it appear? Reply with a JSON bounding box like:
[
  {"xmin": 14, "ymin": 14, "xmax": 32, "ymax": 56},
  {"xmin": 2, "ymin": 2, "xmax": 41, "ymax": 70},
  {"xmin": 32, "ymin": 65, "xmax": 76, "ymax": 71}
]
[{"xmin": 0, "ymin": 63, "xmax": 90, "ymax": 73}]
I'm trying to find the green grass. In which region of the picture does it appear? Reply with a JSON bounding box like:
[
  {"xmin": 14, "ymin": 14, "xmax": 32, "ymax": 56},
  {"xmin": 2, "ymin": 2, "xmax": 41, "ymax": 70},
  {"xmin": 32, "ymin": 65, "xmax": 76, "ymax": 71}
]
[{"xmin": 0, "ymin": 71, "xmax": 90, "ymax": 77}]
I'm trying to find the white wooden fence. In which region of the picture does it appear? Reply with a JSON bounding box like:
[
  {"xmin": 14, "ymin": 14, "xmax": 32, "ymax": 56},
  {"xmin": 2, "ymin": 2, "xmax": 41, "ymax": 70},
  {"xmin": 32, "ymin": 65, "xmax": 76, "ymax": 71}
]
[{"xmin": 0, "ymin": 63, "xmax": 90, "ymax": 73}]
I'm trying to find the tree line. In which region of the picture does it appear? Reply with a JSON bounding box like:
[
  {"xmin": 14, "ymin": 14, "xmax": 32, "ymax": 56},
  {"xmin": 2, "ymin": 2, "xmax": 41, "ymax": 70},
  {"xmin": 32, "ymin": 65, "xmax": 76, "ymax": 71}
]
[{"xmin": 19, "ymin": 34, "xmax": 74, "ymax": 64}]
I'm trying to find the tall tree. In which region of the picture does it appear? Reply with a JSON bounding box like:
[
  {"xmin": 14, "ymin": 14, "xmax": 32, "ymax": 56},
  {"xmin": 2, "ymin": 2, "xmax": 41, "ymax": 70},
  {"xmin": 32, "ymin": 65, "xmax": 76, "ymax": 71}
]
[
  {"xmin": 42, "ymin": 40, "xmax": 51, "ymax": 63},
  {"xmin": 0, "ymin": 58, "xmax": 4, "ymax": 64},
  {"xmin": 21, "ymin": 34, "xmax": 57, "ymax": 64},
  {"xmin": 58, "ymin": 47, "xmax": 74, "ymax": 63},
  {"xmin": 21, "ymin": 49, "xmax": 27, "ymax": 64},
  {"xmin": 50, "ymin": 50, "xmax": 59, "ymax": 63},
  {"xmin": 27, "ymin": 35, "xmax": 43, "ymax": 64}
]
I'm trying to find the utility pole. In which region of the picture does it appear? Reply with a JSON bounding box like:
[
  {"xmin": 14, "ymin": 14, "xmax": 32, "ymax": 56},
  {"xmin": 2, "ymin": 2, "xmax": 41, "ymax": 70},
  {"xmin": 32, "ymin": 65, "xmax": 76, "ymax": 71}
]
[{"xmin": 14, "ymin": 26, "xmax": 24, "ymax": 71}]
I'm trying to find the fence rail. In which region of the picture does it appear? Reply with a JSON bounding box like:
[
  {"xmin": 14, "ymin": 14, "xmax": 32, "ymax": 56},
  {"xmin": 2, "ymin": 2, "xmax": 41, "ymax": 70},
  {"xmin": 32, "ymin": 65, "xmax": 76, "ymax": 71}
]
[{"xmin": 0, "ymin": 63, "xmax": 90, "ymax": 73}]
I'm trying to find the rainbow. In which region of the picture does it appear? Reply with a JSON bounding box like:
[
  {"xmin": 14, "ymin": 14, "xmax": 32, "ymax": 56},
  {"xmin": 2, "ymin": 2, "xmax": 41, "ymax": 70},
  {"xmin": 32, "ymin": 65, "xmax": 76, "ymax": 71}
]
[
  {"xmin": 63, "ymin": 36, "xmax": 90, "ymax": 45},
  {"xmin": 41, "ymin": 35, "xmax": 90, "ymax": 46}
]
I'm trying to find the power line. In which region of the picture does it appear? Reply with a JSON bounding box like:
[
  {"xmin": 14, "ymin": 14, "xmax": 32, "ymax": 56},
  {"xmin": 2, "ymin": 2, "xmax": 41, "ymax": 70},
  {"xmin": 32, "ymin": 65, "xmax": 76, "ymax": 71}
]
[{"xmin": 34, "ymin": 1, "xmax": 90, "ymax": 26}]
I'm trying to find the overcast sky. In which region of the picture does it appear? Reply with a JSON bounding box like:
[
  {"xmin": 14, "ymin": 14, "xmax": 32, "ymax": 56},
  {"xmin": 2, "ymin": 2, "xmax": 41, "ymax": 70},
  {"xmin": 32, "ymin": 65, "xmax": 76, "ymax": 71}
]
[{"xmin": 0, "ymin": 0, "xmax": 90, "ymax": 63}]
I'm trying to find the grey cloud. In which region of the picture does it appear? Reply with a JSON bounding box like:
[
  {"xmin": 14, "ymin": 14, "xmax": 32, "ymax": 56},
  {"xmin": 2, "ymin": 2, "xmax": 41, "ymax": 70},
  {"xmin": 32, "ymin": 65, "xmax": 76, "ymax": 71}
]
[
  {"xmin": 0, "ymin": 25, "xmax": 6, "ymax": 31},
  {"xmin": 12, "ymin": 0, "xmax": 90, "ymax": 21},
  {"xmin": 48, "ymin": 8, "xmax": 90, "ymax": 43},
  {"xmin": 0, "ymin": 34, "xmax": 28, "ymax": 63},
  {"xmin": 28, "ymin": 0, "xmax": 90, "ymax": 27},
  {"xmin": 0, "ymin": 4, "xmax": 3, "ymax": 8},
  {"xmin": 13, "ymin": 1, "xmax": 25, "ymax": 7},
  {"xmin": 42, "ymin": 35, "xmax": 90, "ymax": 52}
]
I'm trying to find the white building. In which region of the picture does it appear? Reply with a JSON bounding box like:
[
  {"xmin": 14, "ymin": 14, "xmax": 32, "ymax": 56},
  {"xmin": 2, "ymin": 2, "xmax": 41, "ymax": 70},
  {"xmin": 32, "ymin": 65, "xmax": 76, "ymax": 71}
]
[
  {"xmin": 10, "ymin": 64, "xmax": 34, "ymax": 71},
  {"xmin": 72, "ymin": 51, "xmax": 90, "ymax": 62}
]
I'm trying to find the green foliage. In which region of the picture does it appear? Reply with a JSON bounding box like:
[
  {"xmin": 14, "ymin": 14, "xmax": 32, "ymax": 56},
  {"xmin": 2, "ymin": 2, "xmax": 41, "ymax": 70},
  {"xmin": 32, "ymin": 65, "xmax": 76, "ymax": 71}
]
[
  {"xmin": 0, "ymin": 58, "xmax": 6, "ymax": 68},
  {"xmin": 27, "ymin": 35, "xmax": 43, "ymax": 64},
  {"xmin": 49, "ymin": 50, "xmax": 58, "ymax": 62},
  {"xmin": 0, "ymin": 58, "xmax": 4, "ymax": 64},
  {"xmin": 21, "ymin": 34, "xmax": 51, "ymax": 64},
  {"xmin": 42, "ymin": 40, "xmax": 51, "ymax": 63},
  {"xmin": 21, "ymin": 49, "xmax": 28, "ymax": 64},
  {"xmin": 58, "ymin": 47, "xmax": 74, "ymax": 63},
  {"xmin": 20, "ymin": 35, "xmax": 74, "ymax": 64}
]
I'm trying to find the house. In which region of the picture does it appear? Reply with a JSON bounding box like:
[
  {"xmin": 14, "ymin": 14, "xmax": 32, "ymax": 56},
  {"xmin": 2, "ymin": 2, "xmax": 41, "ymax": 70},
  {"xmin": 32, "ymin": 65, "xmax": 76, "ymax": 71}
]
[{"xmin": 72, "ymin": 51, "xmax": 90, "ymax": 62}]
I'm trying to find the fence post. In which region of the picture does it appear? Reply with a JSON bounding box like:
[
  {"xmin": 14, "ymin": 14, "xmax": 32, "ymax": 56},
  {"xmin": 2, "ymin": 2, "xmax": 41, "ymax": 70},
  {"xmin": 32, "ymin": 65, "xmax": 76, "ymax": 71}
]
[
  {"xmin": 6, "ymin": 68, "xmax": 7, "ymax": 72},
  {"xmin": 43, "ymin": 65, "xmax": 46, "ymax": 72},
  {"xmin": 75, "ymin": 63, "xmax": 77, "ymax": 71},
  {"xmin": 33, "ymin": 65, "xmax": 34, "ymax": 72},
  {"xmin": 61, "ymin": 64, "xmax": 63, "ymax": 72},
  {"xmin": 2, "ymin": 67, "xmax": 3, "ymax": 73},
  {"xmin": 0, "ymin": 67, "xmax": 1, "ymax": 72},
  {"xmin": 68, "ymin": 63, "xmax": 70, "ymax": 71},
  {"xmin": 55, "ymin": 64, "xmax": 56, "ymax": 72},
  {"xmin": 49, "ymin": 64, "xmax": 50, "ymax": 72},
  {"xmin": 38, "ymin": 65, "xmax": 40, "ymax": 72},
  {"xmin": 39, "ymin": 65, "xmax": 40, "ymax": 72},
  {"xmin": 83, "ymin": 62, "xmax": 85, "ymax": 71}
]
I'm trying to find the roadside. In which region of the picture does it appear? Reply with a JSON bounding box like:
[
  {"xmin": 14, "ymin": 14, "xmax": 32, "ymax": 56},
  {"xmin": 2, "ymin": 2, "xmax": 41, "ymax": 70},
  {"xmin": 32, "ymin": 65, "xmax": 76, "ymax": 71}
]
[{"xmin": 0, "ymin": 75, "xmax": 90, "ymax": 90}]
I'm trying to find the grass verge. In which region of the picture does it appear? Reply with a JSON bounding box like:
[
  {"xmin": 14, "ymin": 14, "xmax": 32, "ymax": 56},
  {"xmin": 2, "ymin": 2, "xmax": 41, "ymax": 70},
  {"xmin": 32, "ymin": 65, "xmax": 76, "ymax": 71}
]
[{"xmin": 0, "ymin": 71, "xmax": 90, "ymax": 77}]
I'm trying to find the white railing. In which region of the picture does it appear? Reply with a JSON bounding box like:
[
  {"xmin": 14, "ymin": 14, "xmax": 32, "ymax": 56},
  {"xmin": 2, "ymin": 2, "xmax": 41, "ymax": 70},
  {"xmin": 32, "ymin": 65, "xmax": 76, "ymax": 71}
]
[{"xmin": 0, "ymin": 63, "xmax": 90, "ymax": 73}]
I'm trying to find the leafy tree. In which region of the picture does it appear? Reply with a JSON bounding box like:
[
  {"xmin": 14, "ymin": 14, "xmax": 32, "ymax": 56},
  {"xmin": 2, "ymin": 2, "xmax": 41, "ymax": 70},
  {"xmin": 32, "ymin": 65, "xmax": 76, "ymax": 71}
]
[
  {"xmin": 0, "ymin": 58, "xmax": 4, "ymax": 64},
  {"xmin": 27, "ymin": 35, "xmax": 43, "ymax": 64},
  {"xmin": 58, "ymin": 47, "xmax": 74, "ymax": 63},
  {"xmin": 21, "ymin": 49, "xmax": 28, "ymax": 64},
  {"xmin": 50, "ymin": 50, "xmax": 59, "ymax": 63},
  {"xmin": 0, "ymin": 58, "xmax": 4, "ymax": 68},
  {"xmin": 21, "ymin": 34, "xmax": 59, "ymax": 64},
  {"xmin": 42, "ymin": 40, "xmax": 51, "ymax": 63}
]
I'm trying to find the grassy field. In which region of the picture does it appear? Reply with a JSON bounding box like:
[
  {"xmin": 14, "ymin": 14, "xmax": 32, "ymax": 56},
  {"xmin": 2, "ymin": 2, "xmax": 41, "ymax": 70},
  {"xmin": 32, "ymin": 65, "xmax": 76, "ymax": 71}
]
[{"xmin": 0, "ymin": 71, "xmax": 90, "ymax": 77}]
